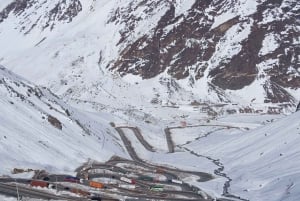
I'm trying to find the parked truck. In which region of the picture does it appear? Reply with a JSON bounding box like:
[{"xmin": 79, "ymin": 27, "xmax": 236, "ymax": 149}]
[
  {"xmin": 171, "ymin": 179, "xmax": 183, "ymax": 184},
  {"xmin": 155, "ymin": 168, "xmax": 165, "ymax": 174},
  {"xmin": 138, "ymin": 175, "xmax": 153, "ymax": 181},
  {"xmin": 64, "ymin": 176, "xmax": 80, "ymax": 183},
  {"xmin": 120, "ymin": 176, "xmax": 136, "ymax": 184},
  {"xmin": 118, "ymin": 184, "xmax": 136, "ymax": 189},
  {"xmin": 71, "ymin": 188, "xmax": 90, "ymax": 196},
  {"xmin": 89, "ymin": 181, "xmax": 105, "ymax": 189},
  {"xmin": 150, "ymin": 184, "xmax": 164, "ymax": 191},
  {"xmin": 154, "ymin": 175, "xmax": 167, "ymax": 182},
  {"xmin": 30, "ymin": 180, "xmax": 49, "ymax": 188},
  {"xmin": 88, "ymin": 169, "xmax": 114, "ymax": 174}
]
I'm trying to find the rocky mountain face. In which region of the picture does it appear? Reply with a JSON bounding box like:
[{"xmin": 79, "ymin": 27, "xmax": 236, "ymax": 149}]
[
  {"xmin": 110, "ymin": 0, "xmax": 300, "ymax": 104},
  {"xmin": 0, "ymin": 0, "xmax": 82, "ymax": 32},
  {"xmin": 0, "ymin": 0, "xmax": 299, "ymax": 108}
]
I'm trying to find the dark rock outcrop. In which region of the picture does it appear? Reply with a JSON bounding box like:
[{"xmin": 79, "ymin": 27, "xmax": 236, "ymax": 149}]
[{"xmin": 47, "ymin": 115, "xmax": 62, "ymax": 130}]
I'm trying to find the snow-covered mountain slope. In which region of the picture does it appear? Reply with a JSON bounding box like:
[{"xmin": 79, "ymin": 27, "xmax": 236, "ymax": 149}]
[
  {"xmin": 0, "ymin": 1, "xmax": 299, "ymax": 200},
  {"xmin": 0, "ymin": 0, "xmax": 299, "ymax": 111},
  {"xmin": 1, "ymin": 61, "xmax": 300, "ymax": 201},
  {"xmin": 185, "ymin": 112, "xmax": 300, "ymax": 201},
  {"xmin": 0, "ymin": 0, "xmax": 12, "ymax": 11},
  {"xmin": 0, "ymin": 65, "xmax": 126, "ymax": 175}
]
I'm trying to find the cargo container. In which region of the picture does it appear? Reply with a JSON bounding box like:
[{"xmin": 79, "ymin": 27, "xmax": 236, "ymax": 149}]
[
  {"xmin": 89, "ymin": 181, "xmax": 104, "ymax": 189},
  {"xmin": 120, "ymin": 176, "xmax": 136, "ymax": 184},
  {"xmin": 30, "ymin": 180, "xmax": 49, "ymax": 188}
]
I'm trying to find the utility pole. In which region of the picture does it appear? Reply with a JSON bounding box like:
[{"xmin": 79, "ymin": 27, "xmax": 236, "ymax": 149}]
[
  {"xmin": 15, "ymin": 179, "xmax": 20, "ymax": 201},
  {"xmin": 55, "ymin": 176, "xmax": 58, "ymax": 194}
]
